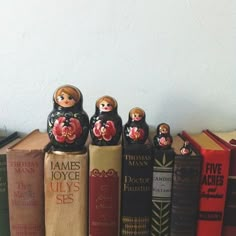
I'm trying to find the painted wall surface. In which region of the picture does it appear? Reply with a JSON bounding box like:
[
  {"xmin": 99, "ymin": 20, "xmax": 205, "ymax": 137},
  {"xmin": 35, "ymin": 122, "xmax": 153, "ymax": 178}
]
[{"xmin": 0, "ymin": 0, "xmax": 235, "ymax": 136}]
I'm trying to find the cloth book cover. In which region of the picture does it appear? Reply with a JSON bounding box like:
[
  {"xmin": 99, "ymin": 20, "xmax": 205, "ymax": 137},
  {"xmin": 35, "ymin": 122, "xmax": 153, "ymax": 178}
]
[
  {"xmin": 205, "ymin": 130, "xmax": 236, "ymax": 236},
  {"xmin": 170, "ymin": 134, "xmax": 202, "ymax": 236},
  {"xmin": 151, "ymin": 147, "xmax": 175, "ymax": 236},
  {"xmin": 44, "ymin": 150, "xmax": 88, "ymax": 236},
  {"xmin": 7, "ymin": 129, "xmax": 50, "ymax": 236},
  {"xmin": 182, "ymin": 131, "xmax": 230, "ymax": 236},
  {"xmin": 0, "ymin": 132, "xmax": 20, "ymax": 236},
  {"xmin": 120, "ymin": 141, "xmax": 153, "ymax": 236},
  {"xmin": 89, "ymin": 144, "xmax": 122, "ymax": 236}
]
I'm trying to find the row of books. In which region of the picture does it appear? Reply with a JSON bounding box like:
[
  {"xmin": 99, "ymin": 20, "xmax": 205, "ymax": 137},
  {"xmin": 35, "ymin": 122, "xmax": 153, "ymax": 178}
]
[{"xmin": 0, "ymin": 129, "xmax": 236, "ymax": 236}]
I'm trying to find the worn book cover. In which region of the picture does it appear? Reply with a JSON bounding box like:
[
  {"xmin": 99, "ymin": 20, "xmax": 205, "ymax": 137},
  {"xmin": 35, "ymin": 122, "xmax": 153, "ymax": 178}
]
[
  {"xmin": 0, "ymin": 132, "xmax": 20, "ymax": 236},
  {"xmin": 120, "ymin": 141, "xmax": 153, "ymax": 236},
  {"xmin": 182, "ymin": 131, "xmax": 230, "ymax": 236},
  {"xmin": 205, "ymin": 130, "xmax": 236, "ymax": 236},
  {"xmin": 170, "ymin": 135, "xmax": 202, "ymax": 236},
  {"xmin": 44, "ymin": 150, "xmax": 88, "ymax": 236},
  {"xmin": 7, "ymin": 129, "xmax": 50, "ymax": 236},
  {"xmin": 151, "ymin": 147, "xmax": 175, "ymax": 236},
  {"xmin": 89, "ymin": 144, "xmax": 122, "ymax": 236}
]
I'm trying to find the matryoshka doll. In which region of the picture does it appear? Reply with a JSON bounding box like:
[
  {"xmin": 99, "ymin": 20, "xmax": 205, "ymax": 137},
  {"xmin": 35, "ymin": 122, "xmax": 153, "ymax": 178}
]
[
  {"xmin": 153, "ymin": 123, "xmax": 173, "ymax": 149},
  {"xmin": 180, "ymin": 140, "xmax": 192, "ymax": 155},
  {"xmin": 90, "ymin": 95, "xmax": 122, "ymax": 146},
  {"xmin": 47, "ymin": 84, "xmax": 89, "ymax": 151},
  {"xmin": 124, "ymin": 107, "xmax": 149, "ymax": 144}
]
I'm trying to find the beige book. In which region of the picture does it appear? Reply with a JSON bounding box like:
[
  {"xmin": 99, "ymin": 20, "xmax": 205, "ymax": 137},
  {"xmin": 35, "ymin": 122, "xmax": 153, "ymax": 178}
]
[{"xmin": 44, "ymin": 150, "xmax": 88, "ymax": 236}]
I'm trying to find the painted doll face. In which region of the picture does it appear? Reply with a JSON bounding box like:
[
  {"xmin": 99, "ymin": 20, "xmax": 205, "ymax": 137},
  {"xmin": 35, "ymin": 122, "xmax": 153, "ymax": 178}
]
[
  {"xmin": 56, "ymin": 92, "xmax": 76, "ymax": 107},
  {"xmin": 99, "ymin": 100, "xmax": 113, "ymax": 112},
  {"xmin": 159, "ymin": 125, "xmax": 169, "ymax": 134},
  {"xmin": 131, "ymin": 112, "xmax": 143, "ymax": 121}
]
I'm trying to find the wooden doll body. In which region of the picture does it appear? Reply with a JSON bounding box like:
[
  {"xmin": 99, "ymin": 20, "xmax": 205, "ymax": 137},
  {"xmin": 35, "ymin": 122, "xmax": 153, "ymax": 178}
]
[
  {"xmin": 153, "ymin": 123, "xmax": 173, "ymax": 149},
  {"xmin": 124, "ymin": 107, "xmax": 149, "ymax": 144},
  {"xmin": 180, "ymin": 141, "xmax": 192, "ymax": 155},
  {"xmin": 47, "ymin": 84, "xmax": 89, "ymax": 151},
  {"xmin": 90, "ymin": 95, "xmax": 122, "ymax": 146}
]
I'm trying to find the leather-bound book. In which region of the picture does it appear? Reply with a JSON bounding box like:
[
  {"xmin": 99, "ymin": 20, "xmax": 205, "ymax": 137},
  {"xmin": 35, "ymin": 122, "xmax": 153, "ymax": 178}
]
[
  {"xmin": 170, "ymin": 135, "xmax": 202, "ymax": 236},
  {"xmin": 204, "ymin": 130, "xmax": 236, "ymax": 236},
  {"xmin": 151, "ymin": 123, "xmax": 175, "ymax": 236},
  {"xmin": 44, "ymin": 150, "xmax": 88, "ymax": 236},
  {"xmin": 7, "ymin": 130, "xmax": 50, "ymax": 236},
  {"xmin": 120, "ymin": 141, "xmax": 153, "ymax": 236},
  {"xmin": 0, "ymin": 132, "xmax": 20, "ymax": 236},
  {"xmin": 182, "ymin": 131, "xmax": 230, "ymax": 236}
]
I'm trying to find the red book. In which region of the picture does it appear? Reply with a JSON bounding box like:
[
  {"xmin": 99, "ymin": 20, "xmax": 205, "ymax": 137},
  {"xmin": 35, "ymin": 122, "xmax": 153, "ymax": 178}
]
[
  {"xmin": 89, "ymin": 144, "xmax": 122, "ymax": 236},
  {"xmin": 7, "ymin": 130, "xmax": 50, "ymax": 236},
  {"xmin": 182, "ymin": 131, "xmax": 230, "ymax": 236},
  {"xmin": 205, "ymin": 130, "xmax": 236, "ymax": 236}
]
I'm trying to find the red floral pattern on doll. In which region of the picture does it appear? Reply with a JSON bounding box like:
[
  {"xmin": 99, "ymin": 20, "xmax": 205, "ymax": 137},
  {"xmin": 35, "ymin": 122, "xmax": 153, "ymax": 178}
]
[
  {"xmin": 128, "ymin": 127, "xmax": 145, "ymax": 141},
  {"xmin": 52, "ymin": 117, "xmax": 82, "ymax": 143},
  {"xmin": 158, "ymin": 136, "xmax": 172, "ymax": 147},
  {"xmin": 93, "ymin": 120, "xmax": 116, "ymax": 141}
]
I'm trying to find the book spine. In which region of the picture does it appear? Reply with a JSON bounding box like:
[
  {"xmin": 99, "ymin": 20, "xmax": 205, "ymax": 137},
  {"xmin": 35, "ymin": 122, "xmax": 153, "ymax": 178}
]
[
  {"xmin": 7, "ymin": 150, "xmax": 45, "ymax": 236},
  {"xmin": 222, "ymin": 177, "xmax": 236, "ymax": 236},
  {"xmin": 170, "ymin": 155, "xmax": 202, "ymax": 236},
  {"xmin": 120, "ymin": 143, "xmax": 153, "ymax": 236},
  {"xmin": 182, "ymin": 131, "xmax": 230, "ymax": 236},
  {"xmin": 204, "ymin": 130, "xmax": 236, "ymax": 235},
  {"xmin": 89, "ymin": 144, "xmax": 122, "ymax": 236},
  {"xmin": 44, "ymin": 151, "xmax": 88, "ymax": 236},
  {"xmin": 151, "ymin": 148, "xmax": 175, "ymax": 236},
  {"xmin": 0, "ymin": 154, "xmax": 10, "ymax": 236}
]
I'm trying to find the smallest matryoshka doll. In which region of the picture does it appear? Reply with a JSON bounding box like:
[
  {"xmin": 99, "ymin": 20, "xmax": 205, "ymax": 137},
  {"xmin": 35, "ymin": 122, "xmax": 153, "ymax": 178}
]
[
  {"xmin": 153, "ymin": 122, "xmax": 173, "ymax": 149},
  {"xmin": 124, "ymin": 107, "xmax": 149, "ymax": 144},
  {"xmin": 47, "ymin": 84, "xmax": 89, "ymax": 152},
  {"xmin": 90, "ymin": 95, "xmax": 122, "ymax": 146},
  {"xmin": 180, "ymin": 140, "xmax": 192, "ymax": 155}
]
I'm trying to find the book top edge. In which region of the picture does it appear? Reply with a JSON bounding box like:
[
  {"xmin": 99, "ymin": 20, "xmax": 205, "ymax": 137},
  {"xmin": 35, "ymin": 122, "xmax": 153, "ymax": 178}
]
[
  {"xmin": 185, "ymin": 132, "xmax": 224, "ymax": 151},
  {"xmin": 8, "ymin": 129, "xmax": 50, "ymax": 151}
]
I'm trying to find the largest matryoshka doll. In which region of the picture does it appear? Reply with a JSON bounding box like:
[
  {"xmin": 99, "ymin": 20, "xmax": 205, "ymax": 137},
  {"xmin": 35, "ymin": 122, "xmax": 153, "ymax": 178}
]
[
  {"xmin": 47, "ymin": 84, "xmax": 89, "ymax": 151},
  {"xmin": 90, "ymin": 95, "xmax": 122, "ymax": 146}
]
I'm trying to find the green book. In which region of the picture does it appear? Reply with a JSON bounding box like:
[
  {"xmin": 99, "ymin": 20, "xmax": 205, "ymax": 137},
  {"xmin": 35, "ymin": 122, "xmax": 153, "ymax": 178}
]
[{"xmin": 0, "ymin": 132, "xmax": 19, "ymax": 236}]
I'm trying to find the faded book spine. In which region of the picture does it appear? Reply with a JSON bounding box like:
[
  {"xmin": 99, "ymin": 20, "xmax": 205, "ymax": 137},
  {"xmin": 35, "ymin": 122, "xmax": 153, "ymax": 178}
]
[
  {"xmin": 222, "ymin": 177, "xmax": 236, "ymax": 235},
  {"xmin": 89, "ymin": 144, "xmax": 122, "ymax": 236},
  {"xmin": 0, "ymin": 154, "xmax": 10, "ymax": 236},
  {"xmin": 151, "ymin": 148, "xmax": 175, "ymax": 236},
  {"xmin": 170, "ymin": 155, "xmax": 202, "ymax": 236},
  {"xmin": 44, "ymin": 151, "xmax": 88, "ymax": 236},
  {"xmin": 7, "ymin": 151, "xmax": 45, "ymax": 236},
  {"xmin": 120, "ymin": 143, "xmax": 153, "ymax": 236}
]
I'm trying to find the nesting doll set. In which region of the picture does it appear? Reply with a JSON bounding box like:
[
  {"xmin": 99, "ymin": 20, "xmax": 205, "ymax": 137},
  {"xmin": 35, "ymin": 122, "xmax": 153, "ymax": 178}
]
[{"xmin": 47, "ymin": 84, "xmax": 175, "ymax": 150}]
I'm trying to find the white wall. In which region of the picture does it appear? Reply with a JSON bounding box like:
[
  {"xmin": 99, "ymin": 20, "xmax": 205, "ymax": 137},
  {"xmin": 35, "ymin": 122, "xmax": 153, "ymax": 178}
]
[{"xmin": 0, "ymin": 0, "xmax": 235, "ymax": 136}]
